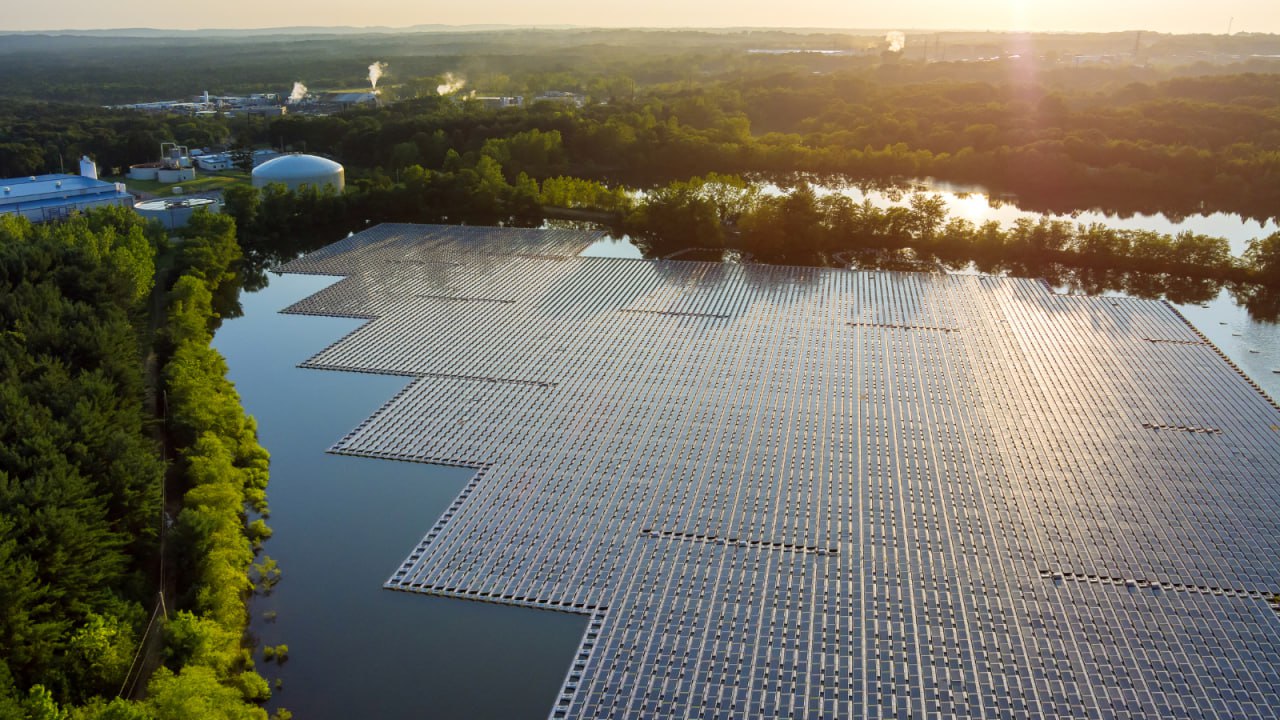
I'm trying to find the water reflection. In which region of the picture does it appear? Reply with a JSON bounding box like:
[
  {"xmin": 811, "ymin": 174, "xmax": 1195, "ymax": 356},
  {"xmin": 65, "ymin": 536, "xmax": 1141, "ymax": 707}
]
[
  {"xmin": 764, "ymin": 176, "xmax": 1279, "ymax": 257},
  {"xmin": 577, "ymin": 235, "xmax": 644, "ymax": 260}
]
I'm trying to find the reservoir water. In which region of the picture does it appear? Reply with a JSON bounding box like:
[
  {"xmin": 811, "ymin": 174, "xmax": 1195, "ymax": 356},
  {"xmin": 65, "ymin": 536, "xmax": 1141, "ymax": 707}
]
[
  {"xmin": 216, "ymin": 223, "xmax": 1280, "ymax": 719},
  {"xmin": 213, "ymin": 274, "xmax": 587, "ymax": 719},
  {"xmin": 767, "ymin": 178, "xmax": 1279, "ymax": 257}
]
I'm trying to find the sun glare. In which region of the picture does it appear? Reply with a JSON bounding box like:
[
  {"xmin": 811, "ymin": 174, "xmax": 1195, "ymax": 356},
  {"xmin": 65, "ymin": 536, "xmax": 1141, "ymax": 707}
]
[
  {"xmin": 1007, "ymin": 0, "xmax": 1032, "ymax": 31},
  {"xmin": 949, "ymin": 193, "xmax": 996, "ymax": 226}
]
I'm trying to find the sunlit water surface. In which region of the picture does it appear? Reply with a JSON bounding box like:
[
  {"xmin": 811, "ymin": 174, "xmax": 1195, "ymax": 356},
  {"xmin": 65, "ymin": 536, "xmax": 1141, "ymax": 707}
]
[{"xmin": 769, "ymin": 179, "xmax": 1279, "ymax": 257}]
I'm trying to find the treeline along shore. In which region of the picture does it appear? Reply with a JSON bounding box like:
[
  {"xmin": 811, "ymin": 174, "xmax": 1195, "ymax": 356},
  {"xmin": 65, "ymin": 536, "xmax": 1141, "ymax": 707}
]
[{"xmin": 0, "ymin": 207, "xmax": 290, "ymax": 720}]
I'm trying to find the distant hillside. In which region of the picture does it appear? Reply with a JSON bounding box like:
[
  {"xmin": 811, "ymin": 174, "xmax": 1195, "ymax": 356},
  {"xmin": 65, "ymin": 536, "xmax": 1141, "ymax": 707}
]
[{"xmin": 0, "ymin": 24, "xmax": 576, "ymax": 37}]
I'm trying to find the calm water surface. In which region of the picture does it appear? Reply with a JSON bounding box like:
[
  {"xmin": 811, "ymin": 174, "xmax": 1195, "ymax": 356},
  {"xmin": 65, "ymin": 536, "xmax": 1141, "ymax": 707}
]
[
  {"xmin": 1176, "ymin": 290, "xmax": 1280, "ymax": 400},
  {"xmin": 766, "ymin": 179, "xmax": 1280, "ymax": 257},
  {"xmin": 214, "ymin": 273, "xmax": 586, "ymax": 720},
  {"xmin": 215, "ymin": 234, "xmax": 1280, "ymax": 719}
]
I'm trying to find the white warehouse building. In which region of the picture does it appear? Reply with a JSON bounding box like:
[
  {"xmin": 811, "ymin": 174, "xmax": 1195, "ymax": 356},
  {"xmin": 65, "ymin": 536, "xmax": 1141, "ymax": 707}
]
[{"xmin": 251, "ymin": 154, "xmax": 345, "ymax": 192}]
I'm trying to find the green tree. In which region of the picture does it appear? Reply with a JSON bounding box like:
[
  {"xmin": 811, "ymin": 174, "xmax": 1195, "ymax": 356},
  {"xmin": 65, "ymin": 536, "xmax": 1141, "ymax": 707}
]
[
  {"xmin": 1246, "ymin": 231, "xmax": 1280, "ymax": 286},
  {"xmin": 145, "ymin": 667, "xmax": 267, "ymax": 720},
  {"xmin": 66, "ymin": 614, "xmax": 136, "ymax": 697}
]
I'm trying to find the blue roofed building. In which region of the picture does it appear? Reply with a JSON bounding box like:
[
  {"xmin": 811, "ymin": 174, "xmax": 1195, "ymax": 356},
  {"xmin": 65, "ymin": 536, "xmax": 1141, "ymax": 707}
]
[{"xmin": 0, "ymin": 165, "xmax": 134, "ymax": 223}]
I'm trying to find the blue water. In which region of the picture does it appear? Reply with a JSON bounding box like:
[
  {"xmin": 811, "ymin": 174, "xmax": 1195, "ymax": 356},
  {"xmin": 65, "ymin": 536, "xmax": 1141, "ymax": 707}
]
[
  {"xmin": 213, "ymin": 273, "xmax": 586, "ymax": 720},
  {"xmin": 1176, "ymin": 290, "xmax": 1280, "ymax": 400}
]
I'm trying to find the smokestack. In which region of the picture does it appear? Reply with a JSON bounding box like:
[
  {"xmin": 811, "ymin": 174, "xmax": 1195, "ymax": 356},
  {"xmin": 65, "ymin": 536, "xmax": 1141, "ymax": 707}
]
[{"xmin": 79, "ymin": 156, "xmax": 98, "ymax": 179}]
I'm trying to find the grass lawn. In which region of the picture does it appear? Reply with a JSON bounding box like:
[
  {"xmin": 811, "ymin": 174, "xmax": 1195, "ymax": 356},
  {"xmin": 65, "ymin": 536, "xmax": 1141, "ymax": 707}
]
[{"xmin": 112, "ymin": 169, "xmax": 252, "ymax": 196}]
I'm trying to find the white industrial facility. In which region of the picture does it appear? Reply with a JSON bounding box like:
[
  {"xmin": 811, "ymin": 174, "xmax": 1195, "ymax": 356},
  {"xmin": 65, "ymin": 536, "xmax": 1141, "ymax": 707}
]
[
  {"xmin": 475, "ymin": 95, "xmax": 524, "ymax": 109},
  {"xmin": 193, "ymin": 149, "xmax": 280, "ymax": 172},
  {"xmin": 251, "ymin": 154, "xmax": 345, "ymax": 192},
  {"xmin": 129, "ymin": 143, "xmax": 196, "ymax": 183},
  {"xmin": 0, "ymin": 158, "xmax": 133, "ymax": 223},
  {"xmin": 532, "ymin": 91, "xmax": 586, "ymax": 107},
  {"xmin": 115, "ymin": 90, "xmax": 284, "ymax": 116}
]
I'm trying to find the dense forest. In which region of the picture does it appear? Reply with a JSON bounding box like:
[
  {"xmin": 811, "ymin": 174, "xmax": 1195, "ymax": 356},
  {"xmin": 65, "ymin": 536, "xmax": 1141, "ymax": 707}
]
[
  {"xmin": 251, "ymin": 66, "xmax": 1280, "ymax": 222},
  {"xmin": 0, "ymin": 210, "xmax": 162, "ymax": 713},
  {"xmin": 2, "ymin": 28, "xmax": 1279, "ymax": 104},
  {"xmin": 1, "ymin": 29, "xmax": 1279, "ymax": 221},
  {"xmin": 0, "ymin": 106, "xmax": 226, "ymax": 178},
  {"xmin": 0, "ymin": 208, "xmax": 287, "ymax": 719}
]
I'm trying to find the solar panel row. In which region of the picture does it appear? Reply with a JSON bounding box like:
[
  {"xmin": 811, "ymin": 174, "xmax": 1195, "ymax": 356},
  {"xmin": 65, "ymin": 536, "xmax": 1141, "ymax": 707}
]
[{"xmin": 279, "ymin": 224, "xmax": 1280, "ymax": 719}]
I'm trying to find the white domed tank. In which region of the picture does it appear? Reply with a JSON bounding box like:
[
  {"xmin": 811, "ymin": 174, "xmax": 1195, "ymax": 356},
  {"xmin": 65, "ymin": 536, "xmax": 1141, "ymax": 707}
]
[{"xmin": 251, "ymin": 154, "xmax": 344, "ymax": 192}]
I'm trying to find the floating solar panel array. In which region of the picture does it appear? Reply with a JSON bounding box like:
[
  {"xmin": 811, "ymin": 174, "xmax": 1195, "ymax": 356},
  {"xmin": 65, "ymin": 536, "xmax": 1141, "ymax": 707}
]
[{"xmin": 279, "ymin": 224, "xmax": 1280, "ymax": 719}]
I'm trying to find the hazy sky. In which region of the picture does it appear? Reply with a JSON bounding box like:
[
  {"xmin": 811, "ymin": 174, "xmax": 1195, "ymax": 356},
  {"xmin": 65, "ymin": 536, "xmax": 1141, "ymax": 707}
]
[{"xmin": 3, "ymin": 0, "xmax": 1278, "ymax": 34}]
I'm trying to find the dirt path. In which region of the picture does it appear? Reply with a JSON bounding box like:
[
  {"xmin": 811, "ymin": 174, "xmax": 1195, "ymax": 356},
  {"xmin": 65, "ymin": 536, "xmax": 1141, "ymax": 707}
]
[{"xmin": 127, "ymin": 265, "xmax": 181, "ymax": 700}]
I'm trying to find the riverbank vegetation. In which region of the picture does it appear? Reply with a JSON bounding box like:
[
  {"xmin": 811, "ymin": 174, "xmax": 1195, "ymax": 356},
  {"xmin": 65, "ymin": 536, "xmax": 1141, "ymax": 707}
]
[
  {"xmin": 152, "ymin": 210, "xmax": 280, "ymax": 717},
  {"xmin": 221, "ymin": 152, "xmax": 1280, "ymax": 320},
  {"xmin": 0, "ymin": 208, "xmax": 286, "ymax": 718}
]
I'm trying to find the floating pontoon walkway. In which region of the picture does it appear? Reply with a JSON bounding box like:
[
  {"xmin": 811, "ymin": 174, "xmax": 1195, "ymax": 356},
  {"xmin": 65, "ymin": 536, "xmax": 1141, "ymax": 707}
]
[{"xmin": 279, "ymin": 224, "xmax": 1280, "ymax": 719}]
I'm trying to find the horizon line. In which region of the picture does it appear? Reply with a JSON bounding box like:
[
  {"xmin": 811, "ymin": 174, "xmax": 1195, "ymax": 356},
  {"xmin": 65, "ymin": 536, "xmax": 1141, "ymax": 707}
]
[{"xmin": 0, "ymin": 23, "xmax": 1268, "ymax": 37}]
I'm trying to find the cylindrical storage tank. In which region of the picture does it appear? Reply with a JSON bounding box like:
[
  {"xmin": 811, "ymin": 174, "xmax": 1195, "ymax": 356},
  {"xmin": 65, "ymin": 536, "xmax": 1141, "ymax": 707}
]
[
  {"xmin": 129, "ymin": 164, "xmax": 160, "ymax": 181},
  {"xmin": 251, "ymin": 154, "xmax": 344, "ymax": 192},
  {"xmin": 134, "ymin": 197, "xmax": 220, "ymax": 230},
  {"xmin": 157, "ymin": 168, "xmax": 196, "ymax": 183}
]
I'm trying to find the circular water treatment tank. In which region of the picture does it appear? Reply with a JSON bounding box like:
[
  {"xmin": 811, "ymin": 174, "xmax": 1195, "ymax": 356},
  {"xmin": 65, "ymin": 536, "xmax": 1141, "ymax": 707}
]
[
  {"xmin": 135, "ymin": 196, "xmax": 220, "ymax": 230},
  {"xmin": 252, "ymin": 154, "xmax": 345, "ymax": 192}
]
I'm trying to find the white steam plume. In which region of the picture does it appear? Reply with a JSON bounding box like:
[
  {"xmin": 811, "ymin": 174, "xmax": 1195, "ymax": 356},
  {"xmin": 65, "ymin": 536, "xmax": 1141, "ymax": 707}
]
[
  {"xmin": 885, "ymin": 31, "xmax": 906, "ymax": 53},
  {"xmin": 436, "ymin": 72, "xmax": 466, "ymax": 95},
  {"xmin": 288, "ymin": 81, "xmax": 308, "ymax": 104},
  {"xmin": 368, "ymin": 61, "xmax": 387, "ymax": 90}
]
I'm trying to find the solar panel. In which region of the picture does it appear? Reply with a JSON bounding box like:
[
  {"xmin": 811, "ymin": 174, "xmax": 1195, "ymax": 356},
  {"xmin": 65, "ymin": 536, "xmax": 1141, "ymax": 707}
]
[{"xmin": 279, "ymin": 224, "xmax": 1280, "ymax": 720}]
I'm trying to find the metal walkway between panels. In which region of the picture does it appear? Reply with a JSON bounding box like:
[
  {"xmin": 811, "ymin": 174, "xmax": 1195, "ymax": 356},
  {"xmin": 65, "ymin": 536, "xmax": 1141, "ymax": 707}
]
[{"xmin": 278, "ymin": 224, "xmax": 1280, "ymax": 720}]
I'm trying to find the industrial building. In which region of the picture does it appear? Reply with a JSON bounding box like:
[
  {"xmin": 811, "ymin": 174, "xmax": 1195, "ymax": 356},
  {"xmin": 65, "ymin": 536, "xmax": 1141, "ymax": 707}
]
[
  {"xmin": 327, "ymin": 92, "xmax": 379, "ymax": 107},
  {"xmin": 474, "ymin": 95, "xmax": 525, "ymax": 109},
  {"xmin": 115, "ymin": 90, "xmax": 284, "ymax": 116},
  {"xmin": 252, "ymin": 154, "xmax": 344, "ymax": 192},
  {"xmin": 194, "ymin": 154, "xmax": 234, "ymax": 172},
  {"xmin": 193, "ymin": 149, "xmax": 279, "ymax": 172},
  {"xmin": 129, "ymin": 143, "xmax": 196, "ymax": 183},
  {"xmin": 280, "ymin": 224, "xmax": 1280, "ymax": 720},
  {"xmin": 532, "ymin": 91, "xmax": 587, "ymax": 107},
  {"xmin": 0, "ymin": 157, "xmax": 132, "ymax": 223}
]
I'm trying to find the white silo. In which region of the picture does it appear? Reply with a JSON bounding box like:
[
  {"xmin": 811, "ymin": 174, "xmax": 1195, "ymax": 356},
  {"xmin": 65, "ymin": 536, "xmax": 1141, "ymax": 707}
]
[{"xmin": 251, "ymin": 154, "xmax": 345, "ymax": 192}]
